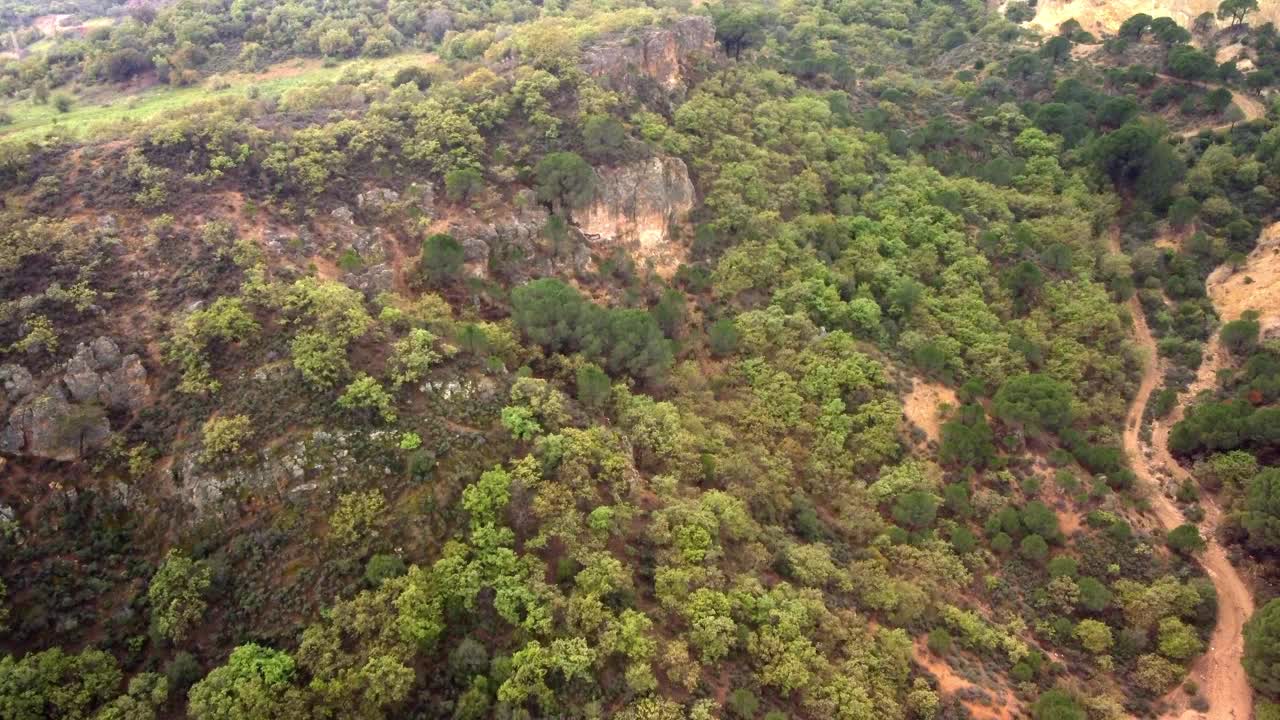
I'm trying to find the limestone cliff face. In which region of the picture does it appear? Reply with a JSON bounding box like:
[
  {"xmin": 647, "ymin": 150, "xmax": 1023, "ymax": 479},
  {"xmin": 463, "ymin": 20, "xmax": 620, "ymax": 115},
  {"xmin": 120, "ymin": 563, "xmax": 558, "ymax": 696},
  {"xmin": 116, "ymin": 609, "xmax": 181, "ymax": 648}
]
[
  {"xmin": 581, "ymin": 16, "xmax": 717, "ymax": 97},
  {"xmin": 575, "ymin": 156, "xmax": 695, "ymax": 269},
  {"xmin": 1024, "ymin": 0, "xmax": 1280, "ymax": 34}
]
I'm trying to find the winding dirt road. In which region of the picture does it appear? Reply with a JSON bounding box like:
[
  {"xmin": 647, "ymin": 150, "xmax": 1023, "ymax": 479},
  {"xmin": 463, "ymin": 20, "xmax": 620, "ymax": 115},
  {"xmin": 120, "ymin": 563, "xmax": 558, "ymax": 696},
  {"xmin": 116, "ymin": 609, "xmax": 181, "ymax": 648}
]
[{"xmin": 1114, "ymin": 229, "xmax": 1256, "ymax": 720}]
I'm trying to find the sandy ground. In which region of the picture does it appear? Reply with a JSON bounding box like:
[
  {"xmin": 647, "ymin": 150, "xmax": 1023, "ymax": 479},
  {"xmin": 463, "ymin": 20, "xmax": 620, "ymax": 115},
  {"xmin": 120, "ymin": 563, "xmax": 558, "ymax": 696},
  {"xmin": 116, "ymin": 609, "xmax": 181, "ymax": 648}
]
[
  {"xmin": 902, "ymin": 379, "xmax": 958, "ymax": 444},
  {"xmin": 1115, "ymin": 226, "xmax": 1256, "ymax": 720},
  {"xmin": 913, "ymin": 640, "xmax": 1017, "ymax": 720},
  {"xmin": 1027, "ymin": 0, "xmax": 1280, "ymax": 35},
  {"xmin": 1210, "ymin": 221, "xmax": 1280, "ymax": 337}
]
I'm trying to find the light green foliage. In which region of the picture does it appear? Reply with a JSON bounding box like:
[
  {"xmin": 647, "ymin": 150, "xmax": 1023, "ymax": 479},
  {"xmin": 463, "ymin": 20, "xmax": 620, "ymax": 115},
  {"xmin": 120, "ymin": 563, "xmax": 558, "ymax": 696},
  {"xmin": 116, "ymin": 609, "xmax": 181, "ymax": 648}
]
[
  {"xmin": 1157, "ymin": 617, "xmax": 1203, "ymax": 660},
  {"xmin": 92, "ymin": 673, "xmax": 169, "ymax": 720},
  {"xmin": 337, "ymin": 374, "xmax": 398, "ymax": 423},
  {"xmin": 1134, "ymin": 653, "xmax": 1185, "ymax": 693},
  {"xmin": 497, "ymin": 638, "xmax": 596, "ymax": 712},
  {"xmin": 0, "ymin": 648, "xmax": 123, "ymax": 720},
  {"xmin": 501, "ymin": 406, "xmax": 541, "ymax": 440},
  {"xmin": 8, "ymin": 315, "xmax": 58, "ymax": 355},
  {"xmin": 388, "ymin": 328, "xmax": 442, "ymax": 387},
  {"xmin": 199, "ymin": 415, "xmax": 252, "ymax": 465},
  {"xmin": 1073, "ymin": 619, "xmax": 1113, "ymax": 654},
  {"xmin": 164, "ymin": 297, "xmax": 259, "ymax": 394},
  {"xmin": 187, "ymin": 644, "xmax": 296, "ymax": 720},
  {"xmin": 148, "ymin": 550, "xmax": 212, "ymax": 643},
  {"xmin": 329, "ymin": 491, "xmax": 388, "ymax": 547},
  {"xmin": 685, "ymin": 588, "xmax": 737, "ymax": 662},
  {"xmin": 290, "ymin": 332, "xmax": 351, "ymax": 390},
  {"xmin": 1114, "ymin": 576, "xmax": 1205, "ymax": 631},
  {"xmin": 462, "ymin": 467, "xmax": 511, "ymax": 528},
  {"xmin": 1195, "ymin": 450, "xmax": 1258, "ymax": 492},
  {"xmin": 509, "ymin": 377, "xmax": 570, "ymax": 431},
  {"xmin": 284, "ymin": 277, "xmax": 374, "ymax": 341}
]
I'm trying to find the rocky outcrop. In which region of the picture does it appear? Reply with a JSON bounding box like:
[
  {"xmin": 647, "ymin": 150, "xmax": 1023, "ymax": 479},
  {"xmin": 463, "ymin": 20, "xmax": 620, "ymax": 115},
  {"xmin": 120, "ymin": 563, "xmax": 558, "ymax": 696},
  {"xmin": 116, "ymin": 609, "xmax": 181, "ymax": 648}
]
[
  {"xmin": 62, "ymin": 337, "xmax": 148, "ymax": 412},
  {"xmin": 356, "ymin": 187, "xmax": 400, "ymax": 214},
  {"xmin": 0, "ymin": 337, "xmax": 148, "ymax": 461},
  {"xmin": 575, "ymin": 156, "xmax": 695, "ymax": 264},
  {"xmin": 581, "ymin": 16, "xmax": 717, "ymax": 98},
  {"xmin": 447, "ymin": 202, "xmax": 592, "ymax": 282}
]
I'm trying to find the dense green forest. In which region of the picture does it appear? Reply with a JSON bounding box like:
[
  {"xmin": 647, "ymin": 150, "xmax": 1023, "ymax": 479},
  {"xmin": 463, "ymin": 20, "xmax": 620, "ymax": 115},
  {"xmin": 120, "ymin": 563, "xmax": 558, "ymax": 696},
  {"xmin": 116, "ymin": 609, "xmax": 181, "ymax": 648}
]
[{"xmin": 2, "ymin": 0, "xmax": 1280, "ymax": 718}]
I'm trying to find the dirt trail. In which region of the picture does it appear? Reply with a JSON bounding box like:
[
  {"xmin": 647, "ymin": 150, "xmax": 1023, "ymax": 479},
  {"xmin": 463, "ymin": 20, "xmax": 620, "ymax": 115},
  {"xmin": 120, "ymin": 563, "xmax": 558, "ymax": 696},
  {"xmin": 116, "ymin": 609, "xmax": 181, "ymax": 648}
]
[
  {"xmin": 1154, "ymin": 73, "xmax": 1270, "ymax": 137},
  {"xmin": 1114, "ymin": 228, "xmax": 1255, "ymax": 720}
]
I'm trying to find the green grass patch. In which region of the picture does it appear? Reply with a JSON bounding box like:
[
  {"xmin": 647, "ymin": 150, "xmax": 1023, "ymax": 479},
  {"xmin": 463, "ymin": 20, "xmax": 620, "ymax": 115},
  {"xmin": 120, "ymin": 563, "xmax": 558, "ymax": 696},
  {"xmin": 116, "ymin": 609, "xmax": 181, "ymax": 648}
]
[{"xmin": 1, "ymin": 52, "xmax": 435, "ymax": 141}]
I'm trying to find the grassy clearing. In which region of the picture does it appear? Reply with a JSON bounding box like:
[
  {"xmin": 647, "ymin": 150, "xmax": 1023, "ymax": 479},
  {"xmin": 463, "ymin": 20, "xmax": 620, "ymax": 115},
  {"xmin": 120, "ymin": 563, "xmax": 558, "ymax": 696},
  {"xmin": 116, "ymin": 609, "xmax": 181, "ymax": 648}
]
[{"xmin": 1, "ymin": 52, "xmax": 436, "ymax": 141}]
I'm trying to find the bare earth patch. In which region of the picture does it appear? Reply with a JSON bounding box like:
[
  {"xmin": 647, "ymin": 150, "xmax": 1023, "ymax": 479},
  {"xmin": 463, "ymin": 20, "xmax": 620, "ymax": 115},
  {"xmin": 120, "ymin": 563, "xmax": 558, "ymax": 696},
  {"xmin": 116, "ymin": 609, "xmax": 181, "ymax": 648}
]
[
  {"xmin": 913, "ymin": 640, "xmax": 1017, "ymax": 720},
  {"xmin": 902, "ymin": 379, "xmax": 958, "ymax": 444},
  {"xmin": 1209, "ymin": 220, "xmax": 1280, "ymax": 333}
]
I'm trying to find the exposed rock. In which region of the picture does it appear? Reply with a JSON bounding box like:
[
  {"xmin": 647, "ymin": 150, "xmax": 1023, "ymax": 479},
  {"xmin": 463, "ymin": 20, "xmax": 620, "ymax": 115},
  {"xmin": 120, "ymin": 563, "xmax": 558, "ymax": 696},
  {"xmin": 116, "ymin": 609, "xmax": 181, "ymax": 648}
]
[
  {"xmin": 357, "ymin": 188, "xmax": 400, "ymax": 213},
  {"xmin": 449, "ymin": 205, "xmax": 556, "ymax": 282},
  {"xmin": 0, "ymin": 365, "xmax": 33, "ymax": 402},
  {"xmin": 331, "ymin": 205, "xmax": 355, "ymax": 224},
  {"xmin": 575, "ymin": 155, "xmax": 694, "ymax": 269},
  {"xmin": 345, "ymin": 263, "xmax": 395, "ymax": 296},
  {"xmin": 0, "ymin": 337, "xmax": 148, "ymax": 460},
  {"xmin": 61, "ymin": 338, "xmax": 149, "ymax": 412},
  {"xmin": 461, "ymin": 237, "xmax": 490, "ymax": 277},
  {"xmin": 414, "ymin": 182, "xmax": 436, "ymax": 218},
  {"xmin": 0, "ymin": 384, "xmax": 110, "ymax": 461},
  {"xmin": 582, "ymin": 16, "xmax": 717, "ymax": 98}
]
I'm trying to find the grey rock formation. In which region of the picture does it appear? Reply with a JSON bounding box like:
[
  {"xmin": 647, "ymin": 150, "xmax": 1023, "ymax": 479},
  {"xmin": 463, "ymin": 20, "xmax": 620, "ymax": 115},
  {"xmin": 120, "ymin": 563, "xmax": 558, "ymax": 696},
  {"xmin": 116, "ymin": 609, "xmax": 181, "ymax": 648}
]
[
  {"xmin": 345, "ymin": 263, "xmax": 395, "ymax": 296},
  {"xmin": 0, "ymin": 337, "xmax": 148, "ymax": 460},
  {"xmin": 331, "ymin": 205, "xmax": 355, "ymax": 224},
  {"xmin": 581, "ymin": 16, "xmax": 717, "ymax": 97},
  {"xmin": 357, "ymin": 187, "xmax": 400, "ymax": 213},
  {"xmin": 449, "ymin": 205, "xmax": 554, "ymax": 282},
  {"xmin": 0, "ymin": 365, "xmax": 33, "ymax": 402},
  {"xmin": 61, "ymin": 338, "xmax": 148, "ymax": 412},
  {"xmin": 0, "ymin": 384, "xmax": 109, "ymax": 461}
]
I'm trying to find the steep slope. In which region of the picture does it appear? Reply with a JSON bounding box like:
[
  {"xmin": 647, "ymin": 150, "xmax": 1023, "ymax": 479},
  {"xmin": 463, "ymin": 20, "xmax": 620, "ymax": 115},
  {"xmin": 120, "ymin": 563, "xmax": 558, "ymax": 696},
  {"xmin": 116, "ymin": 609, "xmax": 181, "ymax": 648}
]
[
  {"xmin": 1116, "ymin": 227, "xmax": 1256, "ymax": 720},
  {"xmin": 1026, "ymin": 0, "xmax": 1280, "ymax": 34}
]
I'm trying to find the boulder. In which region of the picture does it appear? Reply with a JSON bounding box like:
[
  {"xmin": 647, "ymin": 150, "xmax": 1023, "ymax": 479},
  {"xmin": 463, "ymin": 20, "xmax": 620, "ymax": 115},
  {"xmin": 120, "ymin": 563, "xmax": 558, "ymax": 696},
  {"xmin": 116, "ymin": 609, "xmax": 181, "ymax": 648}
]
[
  {"xmin": 331, "ymin": 205, "xmax": 355, "ymax": 224},
  {"xmin": 0, "ymin": 365, "xmax": 33, "ymax": 403},
  {"xmin": 450, "ymin": 205, "xmax": 552, "ymax": 282},
  {"xmin": 461, "ymin": 237, "xmax": 490, "ymax": 276},
  {"xmin": 344, "ymin": 263, "xmax": 395, "ymax": 296},
  {"xmin": 61, "ymin": 338, "xmax": 148, "ymax": 412}
]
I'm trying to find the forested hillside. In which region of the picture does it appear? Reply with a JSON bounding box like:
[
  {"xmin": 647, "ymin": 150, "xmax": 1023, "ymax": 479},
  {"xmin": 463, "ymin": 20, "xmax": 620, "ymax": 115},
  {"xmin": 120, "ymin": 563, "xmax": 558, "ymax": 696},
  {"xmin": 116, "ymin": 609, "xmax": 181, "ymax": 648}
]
[{"xmin": 1, "ymin": 0, "xmax": 1280, "ymax": 718}]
